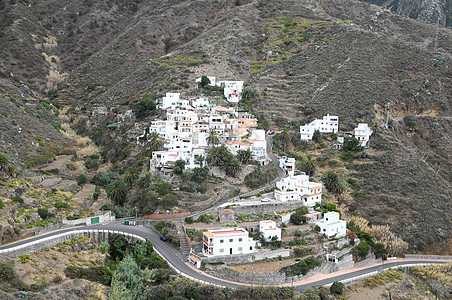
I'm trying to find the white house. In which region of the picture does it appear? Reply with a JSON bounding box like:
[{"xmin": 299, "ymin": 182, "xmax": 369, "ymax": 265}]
[
  {"xmin": 274, "ymin": 174, "xmax": 323, "ymax": 206},
  {"xmin": 160, "ymin": 93, "xmax": 181, "ymax": 109},
  {"xmin": 316, "ymin": 211, "xmax": 347, "ymax": 238},
  {"xmin": 279, "ymin": 156, "xmax": 296, "ymax": 176},
  {"xmin": 202, "ymin": 228, "xmax": 255, "ymax": 256},
  {"xmin": 220, "ymin": 81, "xmax": 244, "ymax": 103},
  {"xmin": 300, "ymin": 114, "xmax": 339, "ymax": 140},
  {"xmin": 191, "ymin": 97, "xmax": 210, "ymax": 108},
  {"xmin": 249, "ymin": 129, "xmax": 267, "ymax": 163},
  {"xmin": 224, "ymin": 140, "xmax": 252, "ymax": 155},
  {"xmin": 280, "ymin": 212, "xmax": 293, "ymax": 224},
  {"xmin": 354, "ymin": 123, "xmax": 373, "ymax": 147},
  {"xmin": 196, "ymin": 76, "xmax": 216, "ymax": 87},
  {"xmin": 151, "ymin": 151, "xmax": 181, "ymax": 166},
  {"xmin": 259, "ymin": 220, "xmax": 281, "ymax": 242}
]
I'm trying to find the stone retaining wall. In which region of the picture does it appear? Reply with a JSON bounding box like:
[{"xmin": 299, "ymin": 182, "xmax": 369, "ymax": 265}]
[
  {"xmin": 204, "ymin": 249, "xmax": 290, "ymax": 265},
  {"xmin": 208, "ymin": 264, "xmax": 322, "ymax": 285},
  {"xmin": 404, "ymin": 254, "xmax": 452, "ymax": 260},
  {"xmin": 0, "ymin": 229, "xmax": 144, "ymax": 258}
]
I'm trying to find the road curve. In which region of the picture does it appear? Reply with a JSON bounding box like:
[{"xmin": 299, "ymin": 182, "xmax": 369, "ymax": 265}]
[{"xmin": 0, "ymin": 222, "xmax": 450, "ymax": 291}]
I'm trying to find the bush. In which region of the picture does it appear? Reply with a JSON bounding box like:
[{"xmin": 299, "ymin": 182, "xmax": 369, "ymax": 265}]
[
  {"xmin": 160, "ymin": 193, "xmax": 178, "ymax": 209},
  {"xmin": 76, "ymin": 174, "xmax": 87, "ymax": 185},
  {"xmin": 64, "ymin": 265, "xmax": 112, "ymax": 285},
  {"xmin": 185, "ymin": 216, "xmax": 194, "ymax": 224},
  {"xmin": 281, "ymin": 257, "xmax": 322, "ymax": 276},
  {"xmin": 355, "ymin": 241, "xmax": 370, "ymax": 257},
  {"xmin": 37, "ymin": 208, "xmax": 52, "ymax": 220},
  {"xmin": 330, "ymin": 281, "xmax": 344, "ymax": 294},
  {"xmin": 85, "ymin": 154, "xmax": 100, "ymax": 170}
]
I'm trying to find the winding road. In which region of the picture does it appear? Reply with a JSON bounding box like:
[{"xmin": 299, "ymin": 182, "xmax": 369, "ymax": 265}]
[
  {"xmin": 1, "ymin": 135, "xmax": 450, "ymax": 290},
  {"xmin": 0, "ymin": 221, "xmax": 450, "ymax": 292}
]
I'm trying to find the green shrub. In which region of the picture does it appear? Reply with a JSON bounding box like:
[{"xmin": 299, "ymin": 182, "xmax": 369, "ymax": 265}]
[
  {"xmin": 76, "ymin": 174, "xmax": 87, "ymax": 185},
  {"xmin": 64, "ymin": 265, "xmax": 112, "ymax": 285},
  {"xmin": 355, "ymin": 241, "xmax": 370, "ymax": 257},
  {"xmin": 281, "ymin": 257, "xmax": 322, "ymax": 276},
  {"xmin": 37, "ymin": 208, "xmax": 52, "ymax": 220},
  {"xmin": 330, "ymin": 281, "xmax": 344, "ymax": 294},
  {"xmin": 19, "ymin": 255, "xmax": 30, "ymax": 264}
]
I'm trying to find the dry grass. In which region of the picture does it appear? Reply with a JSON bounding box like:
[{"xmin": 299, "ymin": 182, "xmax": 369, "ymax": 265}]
[
  {"xmin": 347, "ymin": 216, "xmax": 409, "ymax": 256},
  {"xmin": 411, "ymin": 262, "xmax": 452, "ymax": 286},
  {"xmin": 76, "ymin": 145, "xmax": 100, "ymax": 159}
]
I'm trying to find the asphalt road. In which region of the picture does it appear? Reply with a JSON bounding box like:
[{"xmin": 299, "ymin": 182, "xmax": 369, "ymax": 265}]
[{"xmin": 0, "ymin": 222, "xmax": 449, "ymax": 291}]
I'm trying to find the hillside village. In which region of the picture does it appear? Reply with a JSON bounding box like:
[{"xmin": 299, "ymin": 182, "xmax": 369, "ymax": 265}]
[{"xmin": 0, "ymin": 0, "xmax": 451, "ymax": 298}]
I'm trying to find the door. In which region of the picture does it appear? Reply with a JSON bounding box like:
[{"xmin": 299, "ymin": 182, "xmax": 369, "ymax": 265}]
[{"xmin": 230, "ymin": 248, "xmax": 232, "ymax": 255}]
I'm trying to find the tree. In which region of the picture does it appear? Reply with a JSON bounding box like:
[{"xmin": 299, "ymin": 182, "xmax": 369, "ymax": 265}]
[
  {"xmin": 343, "ymin": 137, "xmax": 362, "ymax": 152},
  {"xmin": 108, "ymin": 180, "xmax": 127, "ymax": 205},
  {"xmin": 241, "ymin": 86, "xmax": 259, "ymax": 102},
  {"xmin": 0, "ymin": 153, "xmax": 8, "ymax": 171},
  {"xmin": 124, "ymin": 168, "xmax": 138, "ymax": 185},
  {"xmin": 373, "ymin": 242, "xmax": 388, "ymax": 259},
  {"xmin": 195, "ymin": 155, "xmax": 204, "ymax": 167},
  {"xmin": 346, "ymin": 231, "xmax": 357, "ymax": 244},
  {"xmin": 160, "ymin": 193, "xmax": 178, "ymax": 209},
  {"xmin": 290, "ymin": 206, "xmax": 309, "ymax": 225},
  {"xmin": 280, "ymin": 127, "xmax": 291, "ymax": 153},
  {"xmin": 206, "ymin": 146, "xmax": 222, "ymax": 166},
  {"xmin": 430, "ymin": 280, "xmax": 451, "ymax": 300},
  {"xmin": 312, "ymin": 130, "xmax": 321, "ymax": 143},
  {"xmin": 330, "ymin": 281, "xmax": 344, "ymax": 295},
  {"xmin": 321, "ymin": 171, "xmax": 344, "ymax": 194},
  {"xmin": 200, "ymin": 75, "xmax": 210, "ymax": 88},
  {"xmin": 355, "ymin": 240, "xmax": 370, "ymax": 257},
  {"xmin": 109, "ymin": 255, "xmax": 147, "ymax": 300},
  {"xmin": 301, "ymin": 154, "xmax": 317, "ymax": 176},
  {"xmin": 135, "ymin": 92, "xmax": 156, "ymax": 119},
  {"xmin": 108, "ymin": 234, "xmax": 129, "ymax": 261},
  {"xmin": 172, "ymin": 160, "xmax": 185, "ymax": 175},
  {"xmin": 206, "ymin": 128, "xmax": 219, "ymax": 147},
  {"xmin": 147, "ymin": 132, "xmax": 164, "ymax": 152},
  {"xmin": 225, "ymin": 158, "xmax": 241, "ymax": 177},
  {"xmin": 237, "ymin": 149, "xmax": 252, "ymax": 164}
]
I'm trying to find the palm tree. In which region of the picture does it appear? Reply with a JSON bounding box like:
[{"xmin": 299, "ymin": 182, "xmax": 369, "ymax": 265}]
[
  {"xmin": 206, "ymin": 147, "xmax": 221, "ymax": 166},
  {"xmin": 302, "ymin": 154, "xmax": 317, "ymax": 176},
  {"xmin": 147, "ymin": 132, "xmax": 164, "ymax": 152},
  {"xmin": 206, "ymin": 128, "xmax": 219, "ymax": 147},
  {"xmin": 195, "ymin": 155, "xmax": 204, "ymax": 167},
  {"xmin": 321, "ymin": 171, "xmax": 344, "ymax": 194},
  {"xmin": 280, "ymin": 127, "xmax": 291, "ymax": 153},
  {"xmin": 237, "ymin": 149, "xmax": 252, "ymax": 164},
  {"xmin": 124, "ymin": 167, "xmax": 138, "ymax": 186},
  {"xmin": 225, "ymin": 158, "xmax": 241, "ymax": 177},
  {"xmin": 108, "ymin": 180, "xmax": 127, "ymax": 205}
]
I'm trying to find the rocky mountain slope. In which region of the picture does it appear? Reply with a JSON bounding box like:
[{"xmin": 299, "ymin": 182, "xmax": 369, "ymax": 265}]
[
  {"xmin": 360, "ymin": 0, "xmax": 452, "ymax": 27},
  {"xmin": 0, "ymin": 0, "xmax": 451, "ymax": 253}
]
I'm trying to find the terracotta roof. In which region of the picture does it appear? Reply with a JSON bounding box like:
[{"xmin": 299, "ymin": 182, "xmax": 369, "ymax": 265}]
[
  {"xmin": 203, "ymin": 231, "xmax": 213, "ymax": 238},
  {"xmin": 190, "ymin": 255, "xmax": 201, "ymax": 262},
  {"xmin": 225, "ymin": 140, "xmax": 252, "ymax": 146},
  {"xmin": 219, "ymin": 209, "xmax": 235, "ymax": 214}
]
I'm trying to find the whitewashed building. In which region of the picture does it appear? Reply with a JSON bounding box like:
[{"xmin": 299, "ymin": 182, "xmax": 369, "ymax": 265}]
[
  {"xmin": 354, "ymin": 123, "xmax": 373, "ymax": 147},
  {"xmin": 316, "ymin": 212, "xmax": 347, "ymax": 238},
  {"xmin": 259, "ymin": 220, "xmax": 281, "ymax": 242},
  {"xmin": 202, "ymin": 228, "xmax": 255, "ymax": 256},
  {"xmin": 160, "ymin": 93, "xmax": 181, "ymax": 109},
  {"xmin": 274, "ymin": 174, "xmax": 323, "ymax": 207},
  {"xmin": 220, "ymin": 81, "xmax": 244, "ymax": 103},
  {"xmin": 279, "ymin": 156, "xmax": 296, "ymax": 176},
  {"xmin": 300, "ymin": 114, "xmax": 339, "ymax": 140}
]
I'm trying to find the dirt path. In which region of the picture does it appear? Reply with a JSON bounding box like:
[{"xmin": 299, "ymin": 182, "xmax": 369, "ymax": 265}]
[{"xmin": 40, "ymin": 155, "xmax": 73, "ymax": 171}]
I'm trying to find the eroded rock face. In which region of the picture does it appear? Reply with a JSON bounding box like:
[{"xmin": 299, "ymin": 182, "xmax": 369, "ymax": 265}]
[{"xmin": 392, "ymin": 0, "xmax": 447, "ymax": 26}]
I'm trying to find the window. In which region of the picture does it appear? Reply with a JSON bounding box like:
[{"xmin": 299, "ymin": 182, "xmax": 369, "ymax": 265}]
[
  {"xmin": 219, "ymin": 249, "xmax": 224, "ymax": 253},
  {"xmin": 229, "ymin": 239, "xmax": 233, "ymax": 243},
  {"xmin": 323, "ymin": 229, "xmax": 326, "ymax": 232},
  {"xmin": 220, "ymin": 239, "xmax": 224, "ymax": 243},
  {"xmin": 250, "ymin": 246, "xmax": 252, "ymax": 251},
  {"xmin": 239, "ymin": 238, "xmax": 242, "ymax": 242}
]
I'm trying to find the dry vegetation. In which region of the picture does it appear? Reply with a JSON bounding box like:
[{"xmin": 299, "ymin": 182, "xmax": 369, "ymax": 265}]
[{"xmin": 347, "ymin": 216, "xmax": 409, "ymax": 256}]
